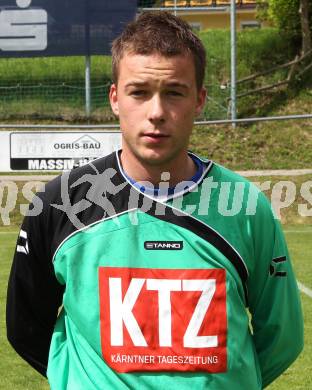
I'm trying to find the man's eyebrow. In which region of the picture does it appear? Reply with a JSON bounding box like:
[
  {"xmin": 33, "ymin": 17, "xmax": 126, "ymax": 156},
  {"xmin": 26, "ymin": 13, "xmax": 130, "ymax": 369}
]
[
  {"xmin": 124, "ymin": 81, "xmax": 149, "ymax": 88},
  {"xmin": 124, "ymin": 81, "xmax": 190, "ymax": 89},
  {"xmin": 165, "ymin": 82, "xmax": 189, "ymax": 89}
]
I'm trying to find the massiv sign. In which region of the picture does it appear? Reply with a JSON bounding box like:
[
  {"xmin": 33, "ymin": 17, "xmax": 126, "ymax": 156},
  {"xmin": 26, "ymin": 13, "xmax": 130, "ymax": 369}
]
[
  {"xmin": 0, "ymin": 131, "xmax": 121, "ymax": 171},
  {"xmin": 0, "ymin": 0, "xmax": 136, "ymax": 58}
]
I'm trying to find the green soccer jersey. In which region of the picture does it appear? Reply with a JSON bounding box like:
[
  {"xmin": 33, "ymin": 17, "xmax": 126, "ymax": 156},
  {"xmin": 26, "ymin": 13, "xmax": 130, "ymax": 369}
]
[{"xmin": 7, "ymin": 151, "xmax": 303, "ymax": 389}]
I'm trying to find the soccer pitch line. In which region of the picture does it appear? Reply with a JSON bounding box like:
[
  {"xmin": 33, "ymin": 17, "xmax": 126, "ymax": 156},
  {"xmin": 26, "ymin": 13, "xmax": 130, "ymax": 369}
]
[{"xmin": 297, "ymin": 281, "xmax": 312, "ymax": 299}]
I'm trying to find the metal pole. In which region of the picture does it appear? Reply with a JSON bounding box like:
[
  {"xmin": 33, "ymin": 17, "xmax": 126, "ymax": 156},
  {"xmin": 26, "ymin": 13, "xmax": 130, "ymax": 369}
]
[
  {"xmin": 174, "ymin": 0, "xmax": 177, "ymax": 16},
  {"xmin": 230, "ymin": 0, "xmax": 236, "ymax": 127},
  {"xmin": 84, "ymin": 0, "xmax": 91, "ymax": 119},
  {"xmin": 85, "ymin": 55, "xmax": 91, "ymax": 118}
]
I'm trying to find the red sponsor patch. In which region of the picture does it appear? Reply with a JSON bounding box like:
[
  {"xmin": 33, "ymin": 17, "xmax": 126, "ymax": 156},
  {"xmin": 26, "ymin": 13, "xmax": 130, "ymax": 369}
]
[{"xmin": 99, "ymin": 267, "xmax": 227, "ymax": 373}]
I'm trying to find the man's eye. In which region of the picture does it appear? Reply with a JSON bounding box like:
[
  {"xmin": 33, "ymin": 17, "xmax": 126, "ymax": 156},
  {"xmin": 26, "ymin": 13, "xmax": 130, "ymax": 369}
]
[
  {"xmin": 167, "ymin": 90, "xmax": 183, "ymax": 97},
  {"xmin": 130, "ymin": 90, "xmax": 147, "ymax": 97}
]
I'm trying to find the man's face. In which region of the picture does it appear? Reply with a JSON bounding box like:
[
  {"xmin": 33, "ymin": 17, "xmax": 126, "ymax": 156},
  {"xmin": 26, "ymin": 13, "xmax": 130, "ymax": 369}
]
[{"xmin": 109, "ymin": 52, "xmax": 206, "ymax": 168}]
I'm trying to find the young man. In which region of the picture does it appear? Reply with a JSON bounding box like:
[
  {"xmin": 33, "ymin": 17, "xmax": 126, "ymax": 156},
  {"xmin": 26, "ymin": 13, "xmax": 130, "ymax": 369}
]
[{"xmin": 7, "ymin": 11, "xmax": 303, "ymax": 389}]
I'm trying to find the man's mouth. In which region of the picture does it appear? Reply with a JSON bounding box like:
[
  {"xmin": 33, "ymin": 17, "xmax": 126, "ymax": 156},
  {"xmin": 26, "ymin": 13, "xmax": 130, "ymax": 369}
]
[
  {"xmin": 141, "ymin": 132, "xmax": 170, "ymax": 144},
  {"xmin": 142, "ymin": 132, "xmax": 169, "ymax": 139},
  {"xmin": 143, "ymin": 131, "xmax": 168, "ymax": 136}
]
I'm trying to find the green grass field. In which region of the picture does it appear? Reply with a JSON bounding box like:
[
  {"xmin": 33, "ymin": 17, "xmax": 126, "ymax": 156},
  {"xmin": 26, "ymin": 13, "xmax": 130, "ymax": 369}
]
[
  {"xmin": 0, "ymin": 231, "xmax": 49, "ymax": 390},
  {"xmin": 0, "ymin": 225, "xmax": 311, "ymax": 389}
]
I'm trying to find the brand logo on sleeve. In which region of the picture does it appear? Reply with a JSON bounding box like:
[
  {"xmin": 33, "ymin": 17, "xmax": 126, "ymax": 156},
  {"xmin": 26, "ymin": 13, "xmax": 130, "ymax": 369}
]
[
  {"xmin": 269, "ymin": 256, "xmax": 287, "ymax": 277},
  {"xmin": 16, "ymin": 229, "xmax": 29, "ymax": 255},
  {"xmin": 144, "ymin": 241, "xmax": 183, "ymax": 250},
  {"xmin": 98, "ymin": 267, "xmax": 227, "ymax": 373}
]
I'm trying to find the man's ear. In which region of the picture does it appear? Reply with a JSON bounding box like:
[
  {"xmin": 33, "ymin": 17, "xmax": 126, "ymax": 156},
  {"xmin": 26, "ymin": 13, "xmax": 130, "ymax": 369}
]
[
  {"xmin": 195, "ymin": 87, "xmax": 207, "ymax": 116},
  {"xmin": 109, "ymin": 84, "xmax": 119, "ymax": 116}
]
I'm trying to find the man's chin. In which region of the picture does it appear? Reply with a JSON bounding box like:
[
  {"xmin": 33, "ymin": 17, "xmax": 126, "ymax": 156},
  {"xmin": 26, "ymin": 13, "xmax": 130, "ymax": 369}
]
[
  {"xmin": 137, "ymin": 148, "xmax": 178, "ymax": 167},
  {"xmin": 139, "ymin": 154, "xmax": 167, "ymax": 166}
]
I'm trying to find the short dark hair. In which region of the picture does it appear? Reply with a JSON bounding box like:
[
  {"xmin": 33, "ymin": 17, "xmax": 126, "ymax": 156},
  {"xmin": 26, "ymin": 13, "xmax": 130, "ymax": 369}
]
[{"xmin": 111, "ymin": 11, "xmax": 206, "ymax": 89}]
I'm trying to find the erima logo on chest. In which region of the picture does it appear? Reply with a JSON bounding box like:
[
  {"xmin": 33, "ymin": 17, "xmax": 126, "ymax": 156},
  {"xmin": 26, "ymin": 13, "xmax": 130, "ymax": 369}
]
[{"xmin": 144, "ymin": 241, "xmax": 183, "ymax": 250}]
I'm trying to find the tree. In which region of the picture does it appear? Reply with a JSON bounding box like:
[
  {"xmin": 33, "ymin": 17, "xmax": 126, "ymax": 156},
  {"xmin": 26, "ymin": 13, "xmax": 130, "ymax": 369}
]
[
  {"xmin": 299, "ymin": 0, "xmax": 311, "ymax": 54},
  {"xmin": 257, "ymin": 0, "xmax": 312, "ymax": 54}
]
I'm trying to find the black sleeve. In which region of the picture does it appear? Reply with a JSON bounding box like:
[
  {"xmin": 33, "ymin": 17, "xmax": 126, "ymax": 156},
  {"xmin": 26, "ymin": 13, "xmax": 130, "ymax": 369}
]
[{"xmin": 6, "ymin": 192, "xmax": 64, "ymax": 377}]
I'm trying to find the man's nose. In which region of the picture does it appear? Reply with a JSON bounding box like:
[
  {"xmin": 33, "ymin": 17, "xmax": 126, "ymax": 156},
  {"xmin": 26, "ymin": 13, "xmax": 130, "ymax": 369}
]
[{"xmin": 147, "ymin": 94, "xmax": 166, "ymax": 123}]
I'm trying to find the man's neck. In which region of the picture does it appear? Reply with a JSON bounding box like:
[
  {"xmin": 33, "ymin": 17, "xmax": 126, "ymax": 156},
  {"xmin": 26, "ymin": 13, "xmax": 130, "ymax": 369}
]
[{"xmin": 120, "ymin": 150, "xmax": 197, "ymax": 187}]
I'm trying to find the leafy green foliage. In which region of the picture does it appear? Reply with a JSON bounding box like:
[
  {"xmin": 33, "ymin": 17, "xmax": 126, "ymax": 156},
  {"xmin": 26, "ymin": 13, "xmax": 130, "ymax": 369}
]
[
  {"xmin": 269, "ymin": 0, "xmax": 301, "ymax": 37},
  {"xmin": 258, "ymin": 0, "xmax": 312, "ymax": 43}
]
